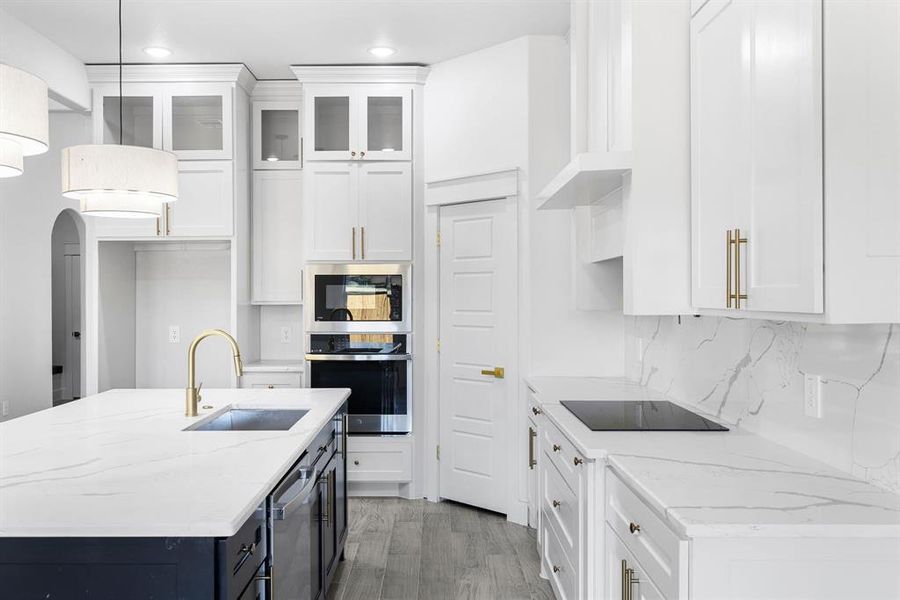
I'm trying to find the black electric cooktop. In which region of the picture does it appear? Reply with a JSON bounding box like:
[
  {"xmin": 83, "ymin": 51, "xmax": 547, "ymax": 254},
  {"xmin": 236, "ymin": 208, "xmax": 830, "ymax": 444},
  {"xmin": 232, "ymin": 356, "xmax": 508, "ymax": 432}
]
[{"xmin": 561, "ymin": 400, "xmax": 728, "ymax": 432}]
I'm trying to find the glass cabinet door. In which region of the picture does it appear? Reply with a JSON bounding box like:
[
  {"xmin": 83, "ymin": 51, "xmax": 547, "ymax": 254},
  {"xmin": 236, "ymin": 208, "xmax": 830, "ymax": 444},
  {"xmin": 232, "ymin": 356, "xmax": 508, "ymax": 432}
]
[
  {"xmin": 92, "ymin": 84, "xmax": 162, "ymax": 149},
  {"xmin": 307, "ymin": 91, "xmax": 355, "ymax": 160},
  {"xmin": 253, "ymin": 102, "xmax": 302, "ymax": 169},
  {"xmin": 163, "ymin": 83, "xmax": 233, "ymax": 160},
  {"xmin": 360, "ymin": 88, "xmax": 411, "ymax": 161}
]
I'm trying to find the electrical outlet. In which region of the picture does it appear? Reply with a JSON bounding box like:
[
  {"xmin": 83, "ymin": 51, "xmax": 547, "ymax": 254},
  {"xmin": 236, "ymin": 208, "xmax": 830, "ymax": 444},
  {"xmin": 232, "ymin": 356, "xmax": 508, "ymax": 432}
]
[
  {"xmin": 168, "ymin": 326, "xmax": 180, "ymax": 344},
  {"xmin": 280, "ymin": 326, "xmax": 291, "ymax": 344},
  {"xmin": 804, "ymin": 373, "xmax": 823, "ymax": 418},
  {"xmin": 1, "ymin": 400, "xmax": 8, "ymax": 417}
]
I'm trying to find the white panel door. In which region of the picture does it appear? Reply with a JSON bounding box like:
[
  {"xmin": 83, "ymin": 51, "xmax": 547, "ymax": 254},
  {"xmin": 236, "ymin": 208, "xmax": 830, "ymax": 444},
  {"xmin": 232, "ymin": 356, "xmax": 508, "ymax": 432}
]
[
  {"xmin": 357, "ymin": 162, "xmax": 412, "ymax": 261},
  {"xmin": 439, "ymin": 198, "xmax": 517, "ymax": 514},
  {"xmin": 251, "ymin": 171, "xmax": 303, "ymax": 303},
  {"xmin": 691, "ymin": 0, "xmax": 749, "ymax": 309},
  {"xmin": 741, "ymin": 0, "xmax": 823, "ymax": 313},
  {"xmin": 64, "ymin": 253, "xmax": 82, "ymax": 401},
  {"xmin": 305, "ymin": 162, "xmax": 358, "ymax": 261},
  {"xmin": 167, "ymin": 161, "xmax": 234, "ymax": 237}
]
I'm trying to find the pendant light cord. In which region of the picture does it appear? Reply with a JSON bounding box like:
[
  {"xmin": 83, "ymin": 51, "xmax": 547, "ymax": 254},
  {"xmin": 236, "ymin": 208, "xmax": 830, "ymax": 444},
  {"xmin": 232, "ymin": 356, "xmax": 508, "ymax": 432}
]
[{"xmin": 118, "ymin": 0, "xmax": 123, "ymax": 146}]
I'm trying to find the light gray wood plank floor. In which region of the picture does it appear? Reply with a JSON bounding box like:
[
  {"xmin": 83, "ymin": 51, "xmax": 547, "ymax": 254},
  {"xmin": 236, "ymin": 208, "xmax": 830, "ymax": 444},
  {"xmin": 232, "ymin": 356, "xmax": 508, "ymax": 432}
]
[{"xmin": 327, "ymin": 498, "xmax": 553, "ymax": 600}]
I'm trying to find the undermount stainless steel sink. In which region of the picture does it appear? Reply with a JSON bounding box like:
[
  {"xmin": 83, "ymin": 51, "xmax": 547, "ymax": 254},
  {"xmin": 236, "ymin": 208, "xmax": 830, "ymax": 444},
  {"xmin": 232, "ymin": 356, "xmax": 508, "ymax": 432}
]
[{"xmin": 185, "ymin": 408, "xmax": 309, "ymax": 431}]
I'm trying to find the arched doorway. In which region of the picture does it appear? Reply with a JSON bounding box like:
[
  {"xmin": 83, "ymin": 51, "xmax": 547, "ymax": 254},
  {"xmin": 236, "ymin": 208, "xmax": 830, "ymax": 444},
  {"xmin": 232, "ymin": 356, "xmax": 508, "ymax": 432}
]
[{"xmin": 51, "ymin": 209, "xmax": 84, "ymax": 405}]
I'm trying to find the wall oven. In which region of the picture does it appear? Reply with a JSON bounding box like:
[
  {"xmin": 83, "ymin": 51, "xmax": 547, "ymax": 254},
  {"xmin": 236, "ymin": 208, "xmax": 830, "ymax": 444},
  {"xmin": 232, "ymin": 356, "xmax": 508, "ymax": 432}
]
[
  {"xmin": 306, "ymin": 334, "xmax": 410, "ymax": 434},
  {"xmin": 305, "ymin": 263, "xmax": 411, "ymax": 333}
]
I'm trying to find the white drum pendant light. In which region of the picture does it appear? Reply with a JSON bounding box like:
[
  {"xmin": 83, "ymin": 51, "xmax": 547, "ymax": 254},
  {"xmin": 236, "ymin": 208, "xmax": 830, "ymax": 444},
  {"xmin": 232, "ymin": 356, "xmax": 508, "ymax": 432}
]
[
  {"xmin": 0, "ymin": 63, "xmax": 49, "ymax": 177},
  {"xmin": 61, "ymin": 0, "xmax": 177, "ymax": 218}
]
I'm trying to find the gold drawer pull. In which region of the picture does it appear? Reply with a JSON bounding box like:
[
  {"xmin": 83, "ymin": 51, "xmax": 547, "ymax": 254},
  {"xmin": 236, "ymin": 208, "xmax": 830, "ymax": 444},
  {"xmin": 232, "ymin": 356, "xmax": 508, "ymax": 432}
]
[
  {"xmin": 480, "ymin": 367, "xmax": 505, "ymax": 379},
  {"xmin": 532, "ymin": 406, "xmax": 542, "ymax": 416},
  {"xmin": 528, "ymin": 426, "xmax": 537, "ymax": 469},
  {"xmin": 552, "ymin": 565, "xmax": 561, "ymax": 573},
  {"xmin": 629, "ymin": 522, "xmax": 641, "ymax": 534},
  {"xmin": 552, "ymin": 444, "xmax": 561, "ymax": 452},
  {"xmin": 573, "ymin": 457, "xmax": 584, "ymax": 466},
  {"xmin": 552, "ymin": 500, "xmax": 561, "ymax": 509}
]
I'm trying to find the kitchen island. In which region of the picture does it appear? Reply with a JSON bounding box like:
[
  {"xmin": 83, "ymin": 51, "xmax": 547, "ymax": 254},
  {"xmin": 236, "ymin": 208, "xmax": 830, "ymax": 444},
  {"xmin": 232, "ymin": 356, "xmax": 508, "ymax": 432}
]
[{"xmin": 0, "ymin": 387, "xmax": 350, "ymax": 599}]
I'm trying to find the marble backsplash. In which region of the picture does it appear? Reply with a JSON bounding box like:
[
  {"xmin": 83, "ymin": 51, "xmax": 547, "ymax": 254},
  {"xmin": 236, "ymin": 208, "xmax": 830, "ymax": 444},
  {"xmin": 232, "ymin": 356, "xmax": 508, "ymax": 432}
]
[{"xmin": 625, "ymin": 316, "xmax": 900, "ymax": 494}]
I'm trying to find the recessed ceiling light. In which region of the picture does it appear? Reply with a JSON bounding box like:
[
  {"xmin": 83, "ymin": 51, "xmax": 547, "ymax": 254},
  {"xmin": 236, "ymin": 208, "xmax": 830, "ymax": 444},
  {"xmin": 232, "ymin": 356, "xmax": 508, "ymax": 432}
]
[
  {"xmin": 368, "ymin": 47, "xmax": 396, "ymax": 58},
  {"xmin": 143, "ymin": 46, "xmax": 172, "ymax": 58}
]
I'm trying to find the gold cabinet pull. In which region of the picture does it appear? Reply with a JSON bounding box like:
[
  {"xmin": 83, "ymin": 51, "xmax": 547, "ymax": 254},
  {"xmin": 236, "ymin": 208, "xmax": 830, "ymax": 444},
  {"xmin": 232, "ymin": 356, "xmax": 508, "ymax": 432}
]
[
  {"xmin": 321, "ymin": 472, "xmax": 330, "ymax": 524},
  {"xmin": 726, "ymin": 229, "xmax": 733, "ymax": 307},
  {"xmin": 552, "ymin": 565, "xmax": 561, "ymax": 573},
  {"xmin": 552, "ymin": 443, "xmax": 561, "ymax": 452},
  {"xmin": 629, "ymin": 522, "xmax": 641, "ymax": 534},
  {"xmin": 361, "ymin": 226, "xmax": 365, "ymax": 260},
  {"xmin": 734, "ymin": 228, "xmax": 747, "ymax": 309},
  {"xmin": 165, "ymin": 203, "xmax": 171, "ymax": 235},
  {"xmin": 532, "ymin": 406, "xmax": 542, "ymax": 416},
  {"xmin": 552, "ymin": 499, "xmax": 561, "ymax": 509},
  {"xmin": 480, "ymin": 367, "xmax": 505, "ymax": 378},
  {"xmin": 621, "ymin": 560, "xmax": 640, "ymax": 600},
  {"xmin": 351, "ymin": 227, "xmax": 356, "ymax": 260},
  {"xmin": 528, "ymin": 426, "xmax": 537, "ymax": 469},
  {"xmin": 351, "ymin": 151, "xmax": 356, "ymax": 157},
  {"xmin": 573, "ymin": 456, "xmax": 584, "ymax": 466}
]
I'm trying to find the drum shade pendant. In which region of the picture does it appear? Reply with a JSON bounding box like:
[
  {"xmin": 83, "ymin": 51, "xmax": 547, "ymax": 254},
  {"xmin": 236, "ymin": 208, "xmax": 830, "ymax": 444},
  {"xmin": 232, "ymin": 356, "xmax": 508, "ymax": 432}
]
[
  {"xmin": 0, "ymin": 63, "xmax": 49, "ymax": 177},
  {"xmin": 61, "ymin": 0, "xmax": 177, "ymax": 218}
]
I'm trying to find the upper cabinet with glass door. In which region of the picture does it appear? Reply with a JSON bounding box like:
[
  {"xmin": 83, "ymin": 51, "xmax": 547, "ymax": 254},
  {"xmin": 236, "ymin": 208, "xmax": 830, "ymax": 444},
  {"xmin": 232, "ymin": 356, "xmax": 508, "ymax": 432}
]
[
  {"xmin": 162, "ymin": 83, "xmax": 233, "ymax": 160},
  {"xmin": 253, "ymin": 101, "xmax": 302, "ymax": 169},
  {"xmin": 305, "ymin": 85, "xmax": 412, "ymax": 161},
  {"xmin": 92, "ymin": 83, "xmax": 163, "ymax": 150}
]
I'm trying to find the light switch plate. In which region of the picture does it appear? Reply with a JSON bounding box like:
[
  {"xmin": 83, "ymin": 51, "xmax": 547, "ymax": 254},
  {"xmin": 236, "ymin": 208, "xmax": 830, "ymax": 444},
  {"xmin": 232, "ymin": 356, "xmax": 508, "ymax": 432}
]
[
  {"xmin": 168, "ymin": 326, "xmax": 180, "ymax": 344},
  {"xmin": 280, "ymin": 326, "xmax": 291, "ymax": 344},
  {"xmin": 804, "ymin": 373, "xmax": 823, "ymax": 418}
]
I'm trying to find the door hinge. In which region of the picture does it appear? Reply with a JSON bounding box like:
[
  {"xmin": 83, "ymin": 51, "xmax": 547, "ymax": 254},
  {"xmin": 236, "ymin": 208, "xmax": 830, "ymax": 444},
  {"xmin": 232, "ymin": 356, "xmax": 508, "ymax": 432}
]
[
  {"xmin": 436, "ymin": 445, "xmax": 440, "ymax": 461},
  {"xmin": 436, "ymin": 338, "xmax": 441, "ymax": 352},
  {"xmin": 436, "ymin": 231, "xmax": 442, "ymax": 247}
]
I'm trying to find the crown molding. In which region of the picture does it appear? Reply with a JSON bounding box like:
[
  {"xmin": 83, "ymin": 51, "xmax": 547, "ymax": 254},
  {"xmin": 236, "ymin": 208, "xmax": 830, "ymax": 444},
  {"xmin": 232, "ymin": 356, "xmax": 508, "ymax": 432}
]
[
  {"xmin": 252, "ymin": 80, "xmax": 303, "ymax": 102},
  {"xmin": 85, "ymin": 63, "xmax": 257, "ymax": 94},
  {"xmin": 290, "ymin": 65, "xmax": 430, "ymax": 85},
  {"xmin": 425, "ymin": 169, "xmax": 519, "ymax": 207}
]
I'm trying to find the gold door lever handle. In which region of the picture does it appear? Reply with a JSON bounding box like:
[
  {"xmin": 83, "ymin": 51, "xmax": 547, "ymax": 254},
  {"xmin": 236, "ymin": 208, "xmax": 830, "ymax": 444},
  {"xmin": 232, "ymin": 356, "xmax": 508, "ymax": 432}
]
[{"xmin": 480, "ymin": 367, "xmax": 505, "ymax": 379}]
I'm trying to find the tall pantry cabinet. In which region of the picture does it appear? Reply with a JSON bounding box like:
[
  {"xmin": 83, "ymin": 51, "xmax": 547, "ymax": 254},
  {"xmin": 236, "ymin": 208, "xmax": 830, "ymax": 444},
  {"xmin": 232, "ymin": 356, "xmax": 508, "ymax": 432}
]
[{"xmin": 690, "ymin": 0, "xmax": 900, "ymax": 323}]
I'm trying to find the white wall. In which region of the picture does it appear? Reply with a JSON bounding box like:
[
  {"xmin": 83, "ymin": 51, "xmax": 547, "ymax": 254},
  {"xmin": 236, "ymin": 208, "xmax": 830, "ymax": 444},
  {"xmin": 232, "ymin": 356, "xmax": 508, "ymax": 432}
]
[
  {"xmin": 98, "ymin": 241, "xmax": 136, "ymax": 392},
  {"xmin": 0, "ymin": 112, "xmax": 91, "ymax": 420},
  {"xmin": 259, "ymin": 305, "xmax": 303, "ymax": 360}
]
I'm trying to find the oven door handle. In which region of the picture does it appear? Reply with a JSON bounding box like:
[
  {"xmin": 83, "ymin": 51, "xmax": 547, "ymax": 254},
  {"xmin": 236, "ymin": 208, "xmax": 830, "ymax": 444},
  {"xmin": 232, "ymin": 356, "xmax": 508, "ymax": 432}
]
[{"xmin": 305, "ymin": 353, "xmax": 412, "ymax": 362}]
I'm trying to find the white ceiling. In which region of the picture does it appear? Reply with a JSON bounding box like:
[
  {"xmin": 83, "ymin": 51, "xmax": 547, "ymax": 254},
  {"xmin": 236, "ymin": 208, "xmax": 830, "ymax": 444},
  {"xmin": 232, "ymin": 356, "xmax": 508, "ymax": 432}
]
[{"xmin": 2, "ymin": 0, "xmax": 570, "ymax": 79}]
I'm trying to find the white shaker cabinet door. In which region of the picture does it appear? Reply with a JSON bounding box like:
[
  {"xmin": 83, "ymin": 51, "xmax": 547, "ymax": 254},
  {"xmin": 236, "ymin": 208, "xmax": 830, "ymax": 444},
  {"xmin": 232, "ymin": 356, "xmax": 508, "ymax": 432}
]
[
  {"xmin": 691, "ymin": 0, "xmax": 823, "ymax": 314},
  {"xmin": 357, "ymin": 162, "xmax": 412, "ymax": 261},
  {"xmin": 740, "ymin": 0, "xmax": 823, "ymax": 314},
  {"xmin": 252, "ymin": 171, "xmax": 303, "ymax": 304},
  {"xmin": 166, "ymin": 161, "xmax": 234, "ymax": 237},
  {"xmin": 690, "ymin": 0, "xmax": 748, "ymax": 309},
  {"xmin": 304, "ymin": 162, "xmax": 358, "ymax": 261}
]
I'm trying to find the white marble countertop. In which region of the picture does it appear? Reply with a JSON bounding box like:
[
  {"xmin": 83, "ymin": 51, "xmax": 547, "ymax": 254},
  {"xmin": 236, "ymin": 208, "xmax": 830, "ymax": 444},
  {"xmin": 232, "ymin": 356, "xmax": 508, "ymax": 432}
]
[
  {"xmin": 242, "ymin": 360, "xmax": 304, "ymax": 373},
  {"xmin": 0, "ymin": 388, "xmax": 349, "ymax": 538},
  {"xmin": 526, "ymin": 376, "xmax": 900, "ymax": 538}
]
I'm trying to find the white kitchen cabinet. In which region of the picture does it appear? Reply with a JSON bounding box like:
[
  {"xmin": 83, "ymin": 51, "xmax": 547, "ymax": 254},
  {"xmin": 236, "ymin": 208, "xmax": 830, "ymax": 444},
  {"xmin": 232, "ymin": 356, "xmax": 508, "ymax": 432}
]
[
  {"xmin": 252, "ymin": 101, "xmax": 302, "ymax": 170},
  {"xmin": 304, "ymin": 85, "xmax": 412, "ymax": 161},
  {"xmin": 346, "ymin": 437, "xmax": 412, "ymax": 483},
  {"xmin": 91, "ymin": 83, "xmax": 162, "ymax": 149},
  {"xmin": 527, "ymin": 392, "xmax": 542, "ymax": 531},
  {"xmin": 239, "ymin": 371, "xmax": 302, "ymax": 389},
  {"xmin": 691, "ymin": 0, "xmax": 823, "ymax": 314},
  {"xmin": 304, "ymin": 162, "xmax": 411, "ymax": 262},
  {"xmin": 167, "ymin": 161, "xmax": 234, "ymax": 237},
  {"xmin": 251, "ymin": 171, "xmax": 303, "ymax": 304},
  {"xmin": 162, "ymin": 83, "xmax": 233, "ymax": 160},
  {"xmin": 92, "ymin": 161, "xmax": 234, "ymax": 239}
]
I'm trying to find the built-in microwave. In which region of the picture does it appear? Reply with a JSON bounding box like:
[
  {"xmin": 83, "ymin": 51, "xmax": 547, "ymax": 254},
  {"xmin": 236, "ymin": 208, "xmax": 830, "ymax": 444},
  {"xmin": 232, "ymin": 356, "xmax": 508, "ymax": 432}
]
[{"xmin": 305, "ymin": 263, "xmax": 411, "ymax": 333}]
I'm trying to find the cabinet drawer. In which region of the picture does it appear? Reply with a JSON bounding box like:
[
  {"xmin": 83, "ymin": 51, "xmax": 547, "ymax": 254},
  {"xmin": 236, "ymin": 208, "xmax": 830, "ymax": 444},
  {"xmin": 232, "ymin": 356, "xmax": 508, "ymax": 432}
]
[
  {"xmin": 216, "ymin": 506, "xmax": 266, "ymax": 600},
  {"xmin": 542, "ymin": 454, "xmax": 579, "ymax": 556},
  {"xmin": 541, "ymin": 513, "xmax": 577, "ymax": 600},
  {"xmin": 541, "ymin": 419, "xmax": 587, "ymax": 495},
  {"xmin": 239, "ymin": 372, "xmax": 301, "ymax": 389},
  {"xmin": 347, "ymin": 438, "xmax": 411, "ymax": 482},
  {"xmin": 606, "ymin": 470, "xmax": 687, "ymax": 599}
]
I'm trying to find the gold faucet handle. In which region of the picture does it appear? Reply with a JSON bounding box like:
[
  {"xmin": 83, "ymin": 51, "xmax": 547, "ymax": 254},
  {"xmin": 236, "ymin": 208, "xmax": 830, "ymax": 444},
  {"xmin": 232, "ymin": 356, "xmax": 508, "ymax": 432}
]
[{"xmin": 196, "ymin": 382, "xmax": 203, "ymax": 401}]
